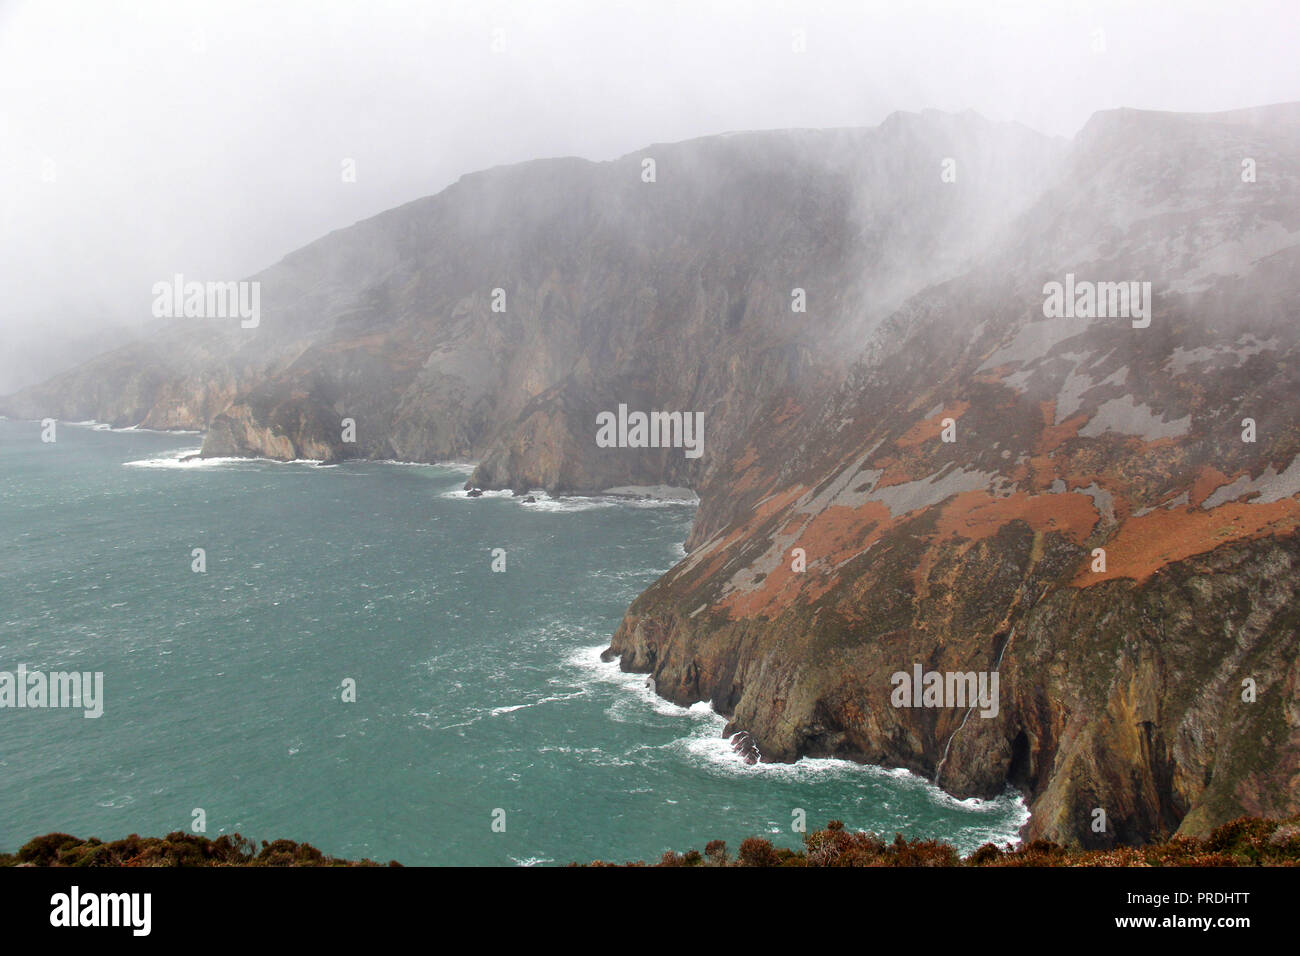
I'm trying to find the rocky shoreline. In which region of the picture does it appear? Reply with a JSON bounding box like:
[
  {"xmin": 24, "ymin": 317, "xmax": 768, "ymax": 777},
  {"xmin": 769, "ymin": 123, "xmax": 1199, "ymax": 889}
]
[{"xmin": 5, "ymin": 106, "xmax": 1299, "ymax": 850}]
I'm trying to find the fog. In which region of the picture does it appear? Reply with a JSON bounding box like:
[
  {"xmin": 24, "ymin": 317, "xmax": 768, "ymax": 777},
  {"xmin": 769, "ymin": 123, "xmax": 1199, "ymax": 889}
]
[{"xmin": 1, "ymin": 0, "xmax": 1297, "ymax": 393}]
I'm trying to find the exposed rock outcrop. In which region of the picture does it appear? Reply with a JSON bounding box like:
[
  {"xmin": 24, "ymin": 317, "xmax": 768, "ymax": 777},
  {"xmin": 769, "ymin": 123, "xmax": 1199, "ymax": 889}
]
[
  {"xmin": 2, "ymin": 113, "xmax": 1062, "ymax": 482},
  {"xmin": 6, "ymin": 104, "xmax": 1299, "ymax": 847},
  {"xmin": 604, "ymin": 103, "xmax": 1300, "ymax": 847}
]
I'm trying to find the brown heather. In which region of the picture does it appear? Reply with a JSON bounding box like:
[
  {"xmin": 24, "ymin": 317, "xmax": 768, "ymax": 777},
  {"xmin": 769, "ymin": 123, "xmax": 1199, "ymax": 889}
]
[
  {"xmin": 0, "ymin": 832, "xmax": 400, "ymax": 867},
  {"xmin": 14, "ymin": 813, "xmax": 1291, "ymax": 867},
  {"xmin": 578, "ymin": 815, "xmax": 1300, "ymax": 867}
]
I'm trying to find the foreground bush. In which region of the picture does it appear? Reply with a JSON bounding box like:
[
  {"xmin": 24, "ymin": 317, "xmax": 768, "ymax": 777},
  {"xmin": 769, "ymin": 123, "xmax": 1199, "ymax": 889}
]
[
  {"xmin": 0, "ymin": 831, "xmax": 398, "ymax": 867},
  {"xmin": 582, "ymin": 816, "xmax": 1300, "ymax": 867},
  {"xmin": 11, "ymin": 816, "xmax": 1299, "ymax": 867}
]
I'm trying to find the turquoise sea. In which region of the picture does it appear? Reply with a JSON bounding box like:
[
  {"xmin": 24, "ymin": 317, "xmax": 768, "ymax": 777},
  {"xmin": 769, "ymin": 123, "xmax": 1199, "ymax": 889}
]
[{"xmin": 0, "ymin": 418, "xmax": 1026, "ymax": 865}]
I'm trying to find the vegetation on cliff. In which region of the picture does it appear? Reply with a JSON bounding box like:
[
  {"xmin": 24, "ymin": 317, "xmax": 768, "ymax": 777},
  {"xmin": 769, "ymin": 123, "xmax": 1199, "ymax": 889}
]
[
  {"xmin": 8, "ymin": 815, "xmax": 1299, "ymax": 867},
  {"xmin": 584, "ymin": 817, "xmax": 1300, "ymax": 867},
  {"xmin": 0, "ymin": 832, "xmax": 399, "ymax": 867},
  {"xmin": 6, "ymin": 107, "xmax": 1299, "ymax": 851}
]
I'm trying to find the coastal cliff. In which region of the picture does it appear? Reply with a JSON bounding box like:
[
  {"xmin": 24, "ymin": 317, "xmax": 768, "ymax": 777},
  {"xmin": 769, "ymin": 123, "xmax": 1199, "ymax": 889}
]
[
  {"xmin": 5, "ymin": 104, "xmax": 1299, "ymax": 847},
  {"xmin": 605, "ymin": 104, "xmax": 1300, "ymax": 846},
  {"xmin": 2, "ymin": 112, "xmax": 1061, "ymax": 485}
]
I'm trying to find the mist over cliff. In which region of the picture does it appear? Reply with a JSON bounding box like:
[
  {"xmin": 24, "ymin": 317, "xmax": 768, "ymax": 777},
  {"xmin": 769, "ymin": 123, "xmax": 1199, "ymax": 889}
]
[
  {"xmin": 6, "ymin": 98, "xmax": 1300, "ymax": 849},
  {"xmin": 606, "ymin": 102, "xmax": 1300, "ymax": 847},
  {"xmin": 2, "ymin": 110, "xmax": 1064, "ymax": 491}
]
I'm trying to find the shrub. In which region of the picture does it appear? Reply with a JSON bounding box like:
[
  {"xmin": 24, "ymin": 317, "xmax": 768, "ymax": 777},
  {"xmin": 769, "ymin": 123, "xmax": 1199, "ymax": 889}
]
[
  {"xmin": 738, "ymin": 837, "xmax": 781, "ymax": 867},
  {"xmin": 967, "ymin": 843, "xmax": 1003, "ymax": 866},
  {"xmin": 17, "ymin": 833, "xmax": 82, "ymax": 865}
]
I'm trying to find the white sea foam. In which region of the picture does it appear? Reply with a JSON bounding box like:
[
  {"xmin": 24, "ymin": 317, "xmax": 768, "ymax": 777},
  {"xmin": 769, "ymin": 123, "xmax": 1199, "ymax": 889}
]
[
  {"xmin": 547, "ymin": 493, "xmax": 696, "ymax": 512},
  {"xmin": 442, "ymin": 488, "xmax": 698, "ymax": 512},
  {"xmin": 601, "ymin": 485, "xmax": 700, "ymax": 503},
  {"xmin": 563, "ymin": 644, "xmax": 708, "ymax": 721},
  {"xmin": 94, "ymin": 793, "xmax": 137, "ymax": 809},
  {"xmin": 125, "ymin": 449, "xmax": 337, "ymax": 469},
  {"xmin": 439, "ymin": 487, "xmax": 515, "ymax": 500},
  {"xmin": 526, "ymin": 496, "xmax": 620, "ymax": 513},
  {"xmin": 488, "ymin": 690, "xmax": 588, "ymax": 717},
  {"xmin": 433, "ymin": 460, "xmax": 478, "ymax": 474},
  {"xmin": 370, "ymin": 458, "xmax": 477, "ymax": 472},
  {"xmin": 66, "ymin": 419, "xmax": 201, "ymax": 435},
  {"xmin": 566, "ymin": 643, "xmax": 1030, "ymax": 844},
  {"xmin": 119, "ymin": 425, "xmax": 203, "ymax": 435},
  {"xmin": 123, "ymin": 449, "xmax": 204, "ymax": 468}
]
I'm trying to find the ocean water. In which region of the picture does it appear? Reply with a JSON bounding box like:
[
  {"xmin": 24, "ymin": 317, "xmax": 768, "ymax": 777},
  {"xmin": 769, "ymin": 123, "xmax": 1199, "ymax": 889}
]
[{"xmin": 0, "ymin": 418, "xmax": 1027, "ymax": 865}]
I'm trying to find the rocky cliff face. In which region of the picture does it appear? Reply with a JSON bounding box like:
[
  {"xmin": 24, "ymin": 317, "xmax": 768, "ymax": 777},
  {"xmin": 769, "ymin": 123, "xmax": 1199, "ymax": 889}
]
[
  {"xmin": 5, "ymin": 104, "xmax": 1297, "ymax": 847},
  {"xmin": 2, "ymin": 113, "xmax": 1061, "ymax": 484},
  {"xmin": 605, "ymin": 103, "xmax": 1300, "ymax": 846}
]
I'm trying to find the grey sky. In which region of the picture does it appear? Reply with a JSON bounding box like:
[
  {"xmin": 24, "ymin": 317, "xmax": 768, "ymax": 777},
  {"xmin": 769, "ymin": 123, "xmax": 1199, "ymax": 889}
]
[{"xmin": 1, "ymin": 0, "xmax": 1297, "ymax": 391}]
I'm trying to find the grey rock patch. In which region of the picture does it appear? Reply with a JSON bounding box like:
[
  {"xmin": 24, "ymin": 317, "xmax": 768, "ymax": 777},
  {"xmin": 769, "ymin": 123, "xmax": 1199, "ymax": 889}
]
[
  {"xmin": 1055, "ymin": 364, "xmax": 1095, "ymax": 423},
  {"xmin": 1136, "ymin": 491, "xmax": 1192, "ymax": 517},
  {"xmin": 1202, "ymin": 456, "xmax": 1300, "ymax": 509},
  {"xmin": 1078, "ymin": 395, "xmax": 1191, "ymax": 440},
  {"xmin": 1165, "ymin": 334, "xmax": 1278, "ymax": 375},
  {"xmin": 1078, "ymin": 481, "xmax": 1116, "ymax": 525},
  {"xmin": 977, "ymin": 316, "xmax": 1091, "ymax": 373},
  {"xmin": 865, "ymin": 464, "xmax": 994, "ymax": 519}
]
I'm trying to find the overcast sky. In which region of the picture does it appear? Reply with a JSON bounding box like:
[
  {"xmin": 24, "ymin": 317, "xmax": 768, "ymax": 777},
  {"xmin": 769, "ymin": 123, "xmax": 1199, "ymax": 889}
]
[{"xmin": 1, "ymin": 0, "xmax": 1297, "ymax": 390}]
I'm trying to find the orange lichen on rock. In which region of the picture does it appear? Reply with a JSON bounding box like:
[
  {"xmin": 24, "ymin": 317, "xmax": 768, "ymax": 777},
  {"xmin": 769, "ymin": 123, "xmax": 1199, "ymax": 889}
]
[
  {"xmin": 688, "ymin": 485, "xmax": 810, "ymax": 586},
  {"xmin": 932, "ymin": 489, "xmax": 1101, "ymax": 547},
  {"xmin": 1024, "ymin": 454, "xmax": 1060, "ymax": 492},
  {"xmin": 791, "ymin": 502, "xmax": 892, "ymax": 570},
  {"xmin": 873, "ymin": 455, "xmax": 917, "ymax": 490},
  {"xmin": 1076, "ymin": 498, "xmax": 1300, "ymax": 586},
  {"xmin": 906, "ymin": 489, "xmax": 1100, "ymax": 593},
  {"xmin": 1037, "ymin": 412, "xmax": 1088, "ymax": 455},
  {"xmin": 752, "ymin": 485, "xmax": 808, "ymax": 523},
  {"xmin": 1190, "ymin": 465, "xmax": 1239, "ymax": 508},
  {"xmin": 894, "ymin": 401, "xmax": 970, "ymax": 448},
  {"xmin": 772, "ymin": 398, "xmax": 804, "ymax": 425},
  {"xmin": 1017, "ymin": 410, "xmax": 1092, "ymax": 491},
  {"xmin": 730, "ymin": 444, "xmax": 759, "ymax": 472},
  {"xmin": 721, "ymin": 501, "xmax": 894, "ymax": 618},
  {"xmin": 729, "ymin": 462, "xmax": 769, "ymax": 496},
  {"xmin": 1038, "ymin": 400, "xmax": 1056, "ymax": 427}
]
